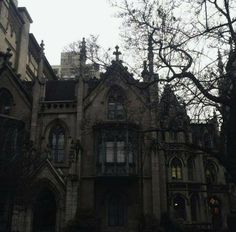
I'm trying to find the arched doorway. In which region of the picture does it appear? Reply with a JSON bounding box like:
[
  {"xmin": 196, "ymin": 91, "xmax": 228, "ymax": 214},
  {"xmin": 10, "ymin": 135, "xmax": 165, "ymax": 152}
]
[{"xmin": 32, "ymin": 189, "xmax": 57, "ymax": 232}]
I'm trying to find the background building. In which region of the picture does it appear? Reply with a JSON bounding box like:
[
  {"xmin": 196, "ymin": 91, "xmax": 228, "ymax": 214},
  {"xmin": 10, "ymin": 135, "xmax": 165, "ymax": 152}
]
[{"xmin": 53, "ymin": 50, "xmax": 100, "ymax": 80}]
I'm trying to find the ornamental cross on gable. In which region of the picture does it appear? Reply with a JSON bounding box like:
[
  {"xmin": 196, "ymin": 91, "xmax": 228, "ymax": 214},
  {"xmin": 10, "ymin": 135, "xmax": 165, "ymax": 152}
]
[{"xmin": 113, "ymin": 45, "xmax": 121, "ymax": 61}]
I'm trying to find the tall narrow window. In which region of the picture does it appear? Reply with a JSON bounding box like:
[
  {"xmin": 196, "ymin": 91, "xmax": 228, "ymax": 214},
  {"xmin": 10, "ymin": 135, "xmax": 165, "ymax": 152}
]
[
  {"xmin": 0, "ymin": 88, "xmax": 13, "ymax": 115},
  {"xmin": 49, "ymin": 125, "xmax": 65, "ymax": 162},
  {"xmin": 173, "ymin": 196, "xmax": 186, "ymax": 220},
  {"xmin": 108, "ymin": 195, "xmax": 126, "ymax": 226},
  {"xmin": 171, "ymin": 158, "xmax": 183, "ymax": 180},
  {"xmin": 107, "ymin": 88, "xmax": 125, "ymax": 120},
  {"xmin": 187, "ymin": 157, "xmax": 195, "ymax": 181}
]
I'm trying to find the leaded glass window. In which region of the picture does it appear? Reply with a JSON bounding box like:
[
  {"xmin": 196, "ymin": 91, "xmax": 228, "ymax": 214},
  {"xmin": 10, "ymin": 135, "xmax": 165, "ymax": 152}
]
[
  {"xmin": 107, "ymin": 88, "xmax": 125, "ymax": 120},
  {"xmin": 171, "ymin": 158, "xmax": 182, "ymax": 180},
  {"xmin": 97, "ymin": 129, "xmax": 137, "ymax": 165},
  {"xmin": 49, "ymin": 125, "xmax": 65, "ymax": 162}
]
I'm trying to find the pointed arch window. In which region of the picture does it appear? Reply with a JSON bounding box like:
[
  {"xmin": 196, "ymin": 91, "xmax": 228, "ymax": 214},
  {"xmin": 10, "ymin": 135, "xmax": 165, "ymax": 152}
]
[
  {"xmin": 49, "ymin": 125, "xmax": 65, "ymax": 162},
  {"xmin": 205, "ymin": 162, "xmax": 217, "ymax": 184},
  {"xmin": 107, "ymin": 87, "xmax": 125, "ymax": 120},
  {"xmin": 173, "ymin": 195, "xmax": 186, "ymax": 220},
  {"xmin": 0, "ymin": 88, "xmax": 13, "ymax": 115},
  {"xmin": 108, "ymin": 195, "xmax": 126, "ymax": 226},
  {"xmin": 171, "ymin": 158, "xmax": 183, "ymax": 180},
  {"xmin": 187, "ymin": 157, "xmax": 195, "ymax": 181}
]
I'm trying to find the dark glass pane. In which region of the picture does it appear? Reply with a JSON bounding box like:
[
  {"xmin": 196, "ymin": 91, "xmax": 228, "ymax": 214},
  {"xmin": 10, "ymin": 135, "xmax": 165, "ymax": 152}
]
[{"xmin": 49, "ymin": 125, "xmax": 65, "ymax": 163}]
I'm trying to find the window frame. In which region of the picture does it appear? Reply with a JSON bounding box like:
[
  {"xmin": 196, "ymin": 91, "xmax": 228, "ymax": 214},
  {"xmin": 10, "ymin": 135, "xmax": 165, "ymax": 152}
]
[
  {"xmin": 49, "ymin": 124, "xmax": 66, "ymax": 163},
  {"xmin": 107, "ymin": 87, "xmax": 126, "ymax": 120},
  {"xmin": 171, "ymin": 158, "xmax": 183, "ymax": 180}
]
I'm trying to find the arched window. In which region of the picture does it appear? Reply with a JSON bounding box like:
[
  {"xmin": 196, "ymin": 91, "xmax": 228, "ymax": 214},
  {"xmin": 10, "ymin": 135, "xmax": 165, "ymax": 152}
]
[
  {"xmin": 0, "ymin": 88, "xmax": 13, "ymax": 115},
  {"xmin": 190, "ymin": 194, "xmax": 199, "ymax": 221},
  {"xmin": 49, "ymin": 124, "xmax": 65, "ymax": 162},
  {"xmin": 108, "ymin": 195, "xmax": 126, "ymax": 226},
  {"xmin": 205, "ymin": 162, "xmax": 217, "ymax": 184},
  {"xmin": 171, "ymin": 158, "xmax": 183, "ymax": 180},
  {"xmin": 187, "ymin": 157, "xmax": 195, "ymax": 181},
  {"xmin": 173, "ymin": 195, "xmax": 186, "ymax": 220},
  {"xmin": 107, "ymin": 87, "xmax": 125, "ymax": 120}
]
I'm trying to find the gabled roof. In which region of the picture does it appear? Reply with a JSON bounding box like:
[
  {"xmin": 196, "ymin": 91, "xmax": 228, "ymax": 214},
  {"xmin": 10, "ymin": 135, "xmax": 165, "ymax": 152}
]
[
  {"xmin": 159, "ymin": 85, "xmax": 190, "ymax": 130},
  {"xmin": 84, "ymin": 60, "xmax": 149, "ymax": 103}
]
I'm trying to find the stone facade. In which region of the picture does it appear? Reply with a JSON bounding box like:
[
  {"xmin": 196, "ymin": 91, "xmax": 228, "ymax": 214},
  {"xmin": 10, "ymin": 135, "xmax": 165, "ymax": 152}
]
[{"xmin": 0, "ymin": 1, "xmax": 233, "ymax": 232}]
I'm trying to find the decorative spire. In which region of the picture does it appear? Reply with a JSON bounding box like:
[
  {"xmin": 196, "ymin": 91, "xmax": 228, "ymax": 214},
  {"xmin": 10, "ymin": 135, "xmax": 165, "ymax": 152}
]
[
  {"xmin": 38, "ymin": 40, "xmax": 45, "ymax": 81},
  {"xmin": 218, "ymin": 49, "xmax": 224, "ymax": 75},
  {"xmin": 148, "ymin": 32, "xmax": 154, "ymax": 74},
  {"xmin": 141, "ymin": 60, "xmax": 149, "ymax": 82},
  {"xmin": 113, "ymin": 45, "xmax": 121, "ymax": 61},
  {"xmin": 80, "ymin": 37, "xmax": 87, "ymax": 64}
]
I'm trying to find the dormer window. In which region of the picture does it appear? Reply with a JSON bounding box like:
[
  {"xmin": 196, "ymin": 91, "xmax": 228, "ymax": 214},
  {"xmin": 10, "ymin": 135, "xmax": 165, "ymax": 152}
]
[
  {"xmin": 107, "ymin": 87, "xmax": 125, "ymax": 120},
  {"xmin": 0, "ymin": 88, "xmax": 13, "ymax": 115}
]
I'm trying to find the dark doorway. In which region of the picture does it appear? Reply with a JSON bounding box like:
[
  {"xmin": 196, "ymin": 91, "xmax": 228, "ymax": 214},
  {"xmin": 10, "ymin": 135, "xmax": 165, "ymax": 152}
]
[{"xmin": 33, "ymin": 189, "xmax": 57, "ymax": 232}]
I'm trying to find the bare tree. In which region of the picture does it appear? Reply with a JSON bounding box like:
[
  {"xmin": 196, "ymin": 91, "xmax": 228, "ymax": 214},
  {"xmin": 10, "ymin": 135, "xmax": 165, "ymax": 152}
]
[{"xmin": 111, "ymin": 0, "xmax": 236, "ymax": 178}]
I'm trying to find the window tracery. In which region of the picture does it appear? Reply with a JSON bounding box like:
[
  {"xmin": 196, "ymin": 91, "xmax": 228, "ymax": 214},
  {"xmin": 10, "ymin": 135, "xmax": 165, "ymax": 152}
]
[
  {"xmin": 171, "ymin": 158, "xmax": 183, "ymax": 180},
  {"xmin": 49, "ymin": 124, "xmax": 65, "ymax": 163},
  {"xmin": 107, "ymin": 87, "xmax": 125, "ymax": 120}
]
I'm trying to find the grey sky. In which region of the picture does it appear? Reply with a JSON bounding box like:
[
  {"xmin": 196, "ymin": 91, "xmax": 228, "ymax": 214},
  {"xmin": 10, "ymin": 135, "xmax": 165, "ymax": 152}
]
[{"xmin": 18, "ymin": 0, "xmax": 121, "ymax": 65}]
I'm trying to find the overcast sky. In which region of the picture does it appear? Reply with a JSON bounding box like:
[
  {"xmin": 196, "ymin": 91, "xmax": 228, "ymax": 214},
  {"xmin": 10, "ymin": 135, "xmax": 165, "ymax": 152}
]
[{"xmin": 18, "ymin": 0, "xmax": 122, "ymax": 65}]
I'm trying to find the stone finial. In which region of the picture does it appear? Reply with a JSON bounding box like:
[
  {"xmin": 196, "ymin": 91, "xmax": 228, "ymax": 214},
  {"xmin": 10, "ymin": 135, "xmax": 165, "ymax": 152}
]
[
  {"xmin": 113, "ymin": 45, "xmax": 121, "ymax": 61},
  {"xmin": 148, "ymin": 33, "xmax": 154, "ymax": 74},
  {"xmin": 218, "ymin": 50, "xmax": 224, "ymax": 75},
  {"xmin": 40, "ymin": 40, "xmax": 45, "ymax": 57}
]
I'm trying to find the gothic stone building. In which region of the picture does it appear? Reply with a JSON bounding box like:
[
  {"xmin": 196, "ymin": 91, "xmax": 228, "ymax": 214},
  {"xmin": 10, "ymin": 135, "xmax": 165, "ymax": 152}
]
[
  {"xmin": 0, "ymin": 42, "xmax": 232, "ymax": 232},
  {"xmin": 0, "ymin": 1, "xmax": 233, "ymax": 232}
]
